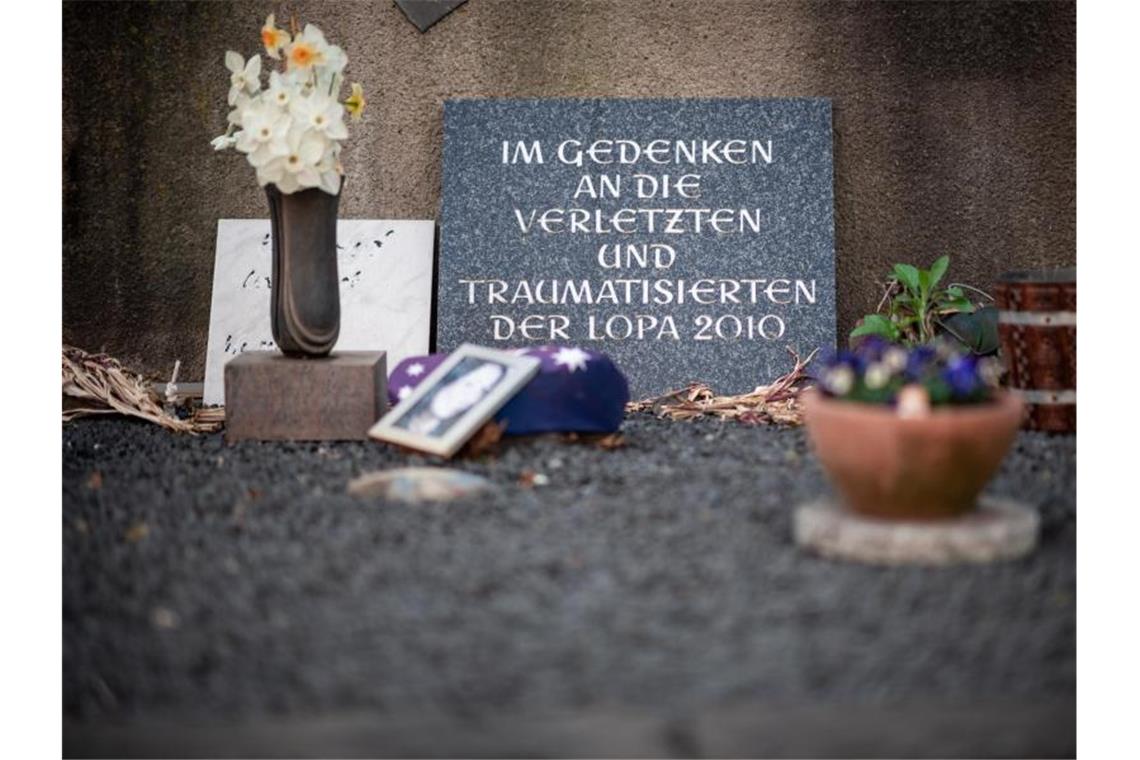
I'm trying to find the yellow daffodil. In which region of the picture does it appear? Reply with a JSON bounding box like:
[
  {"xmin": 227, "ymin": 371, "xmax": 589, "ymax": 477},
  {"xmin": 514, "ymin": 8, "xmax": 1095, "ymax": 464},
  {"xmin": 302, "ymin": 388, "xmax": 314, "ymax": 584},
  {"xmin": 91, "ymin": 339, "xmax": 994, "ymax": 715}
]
[
  {"xmin": 260, "ymin": 14, "xmax": 290, "ymax": 60},
  {"xmin": 344, "ymin": 82, "xmax": 366, "ymax": 120}
]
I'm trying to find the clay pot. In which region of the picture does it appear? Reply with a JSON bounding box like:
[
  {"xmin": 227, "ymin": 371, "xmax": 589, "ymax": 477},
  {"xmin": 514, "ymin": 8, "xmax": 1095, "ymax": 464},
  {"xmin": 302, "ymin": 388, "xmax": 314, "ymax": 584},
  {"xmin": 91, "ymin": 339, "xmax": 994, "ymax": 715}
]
[{"xmin": 802, "ymin": 390, "xmax": 1024, "ymax": 520}]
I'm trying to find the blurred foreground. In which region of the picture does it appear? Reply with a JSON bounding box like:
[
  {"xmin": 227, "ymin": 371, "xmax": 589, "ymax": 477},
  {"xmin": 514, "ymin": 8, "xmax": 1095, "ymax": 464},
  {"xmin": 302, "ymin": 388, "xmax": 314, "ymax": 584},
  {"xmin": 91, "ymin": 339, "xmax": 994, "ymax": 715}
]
[{"xmin": 63, "ymin": 416, "xmax": 1075, "ymax": 757}]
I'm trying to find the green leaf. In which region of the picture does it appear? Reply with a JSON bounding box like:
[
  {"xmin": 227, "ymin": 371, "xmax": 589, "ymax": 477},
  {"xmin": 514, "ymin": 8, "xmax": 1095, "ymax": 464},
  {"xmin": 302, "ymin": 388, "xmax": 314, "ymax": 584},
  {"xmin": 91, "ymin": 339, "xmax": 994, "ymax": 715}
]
[
  {"xmin": 938, "ymin": 306, "xmax": 1000, "ymax": 355},
  {"xmin": 893, "ymin": 264, "xmax": 920, "ymax": 294},
  {"xmin": 941, "ymin": 297, "xmax": 976, "ymax": 313},
  {"xmin": 929, "ymin": 255, "xmax": 950, "ymax": 288},
  {"xmin": 917, "ymin": 268, "xmax": 931, "ymax": 295},
  {"xmin": 945, "ymin": 286, "xmax": 964, "ymax": 298},
  {"xmin": 891, "ymin": 295, "xmax": 916, "ymax": 313},
  {"xmin": 850, "ymin": 314, "xmax": 899, "ymax": 341}
]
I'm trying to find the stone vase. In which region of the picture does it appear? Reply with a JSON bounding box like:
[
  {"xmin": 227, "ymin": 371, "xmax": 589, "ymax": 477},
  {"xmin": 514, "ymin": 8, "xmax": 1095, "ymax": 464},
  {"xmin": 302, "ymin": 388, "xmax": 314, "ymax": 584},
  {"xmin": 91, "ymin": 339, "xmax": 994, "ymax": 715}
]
[
  {"xmin": 265, "ymin": 183, "xmax": 342, "ymax": 357},
  {"xmin": 802, "ymin": 390, "xmax": 1024, "ymax": 520}
]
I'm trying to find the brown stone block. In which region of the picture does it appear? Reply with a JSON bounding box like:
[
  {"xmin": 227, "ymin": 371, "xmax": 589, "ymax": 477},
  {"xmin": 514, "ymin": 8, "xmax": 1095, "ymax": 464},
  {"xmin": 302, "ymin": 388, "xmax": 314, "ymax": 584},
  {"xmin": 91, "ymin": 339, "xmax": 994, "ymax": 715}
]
[{"xmin": 224, "ymin": 352, "xmax": 387, "ymax": 442}]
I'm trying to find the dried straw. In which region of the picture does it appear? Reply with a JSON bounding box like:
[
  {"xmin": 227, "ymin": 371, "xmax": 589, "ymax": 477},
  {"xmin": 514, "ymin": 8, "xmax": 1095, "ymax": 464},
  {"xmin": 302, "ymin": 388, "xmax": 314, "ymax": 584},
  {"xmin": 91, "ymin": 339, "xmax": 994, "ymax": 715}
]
[
  {"xmin": 626, "ymin": 347, "xmax": 817, "ymax": 426},
  {"xmin": 62, "ymin": 346, "xmax": 222, "ymax": 434}
]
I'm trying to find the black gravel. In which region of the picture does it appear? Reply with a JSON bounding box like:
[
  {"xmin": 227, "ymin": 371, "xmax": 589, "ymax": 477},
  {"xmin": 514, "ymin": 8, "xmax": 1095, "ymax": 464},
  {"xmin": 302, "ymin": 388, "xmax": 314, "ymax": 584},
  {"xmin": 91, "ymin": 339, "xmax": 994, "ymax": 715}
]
[{"xmin": 63, "ymin": 416, "xmax": 1075, "ymax": 725}]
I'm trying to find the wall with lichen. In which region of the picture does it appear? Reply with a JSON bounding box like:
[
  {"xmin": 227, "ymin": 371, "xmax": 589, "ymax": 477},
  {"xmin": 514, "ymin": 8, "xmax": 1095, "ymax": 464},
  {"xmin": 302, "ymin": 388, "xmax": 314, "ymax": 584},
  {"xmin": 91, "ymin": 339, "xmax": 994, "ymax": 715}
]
[{"xmin": 63, "ymin": 0, "xmax": 1075, "ymax": 380}]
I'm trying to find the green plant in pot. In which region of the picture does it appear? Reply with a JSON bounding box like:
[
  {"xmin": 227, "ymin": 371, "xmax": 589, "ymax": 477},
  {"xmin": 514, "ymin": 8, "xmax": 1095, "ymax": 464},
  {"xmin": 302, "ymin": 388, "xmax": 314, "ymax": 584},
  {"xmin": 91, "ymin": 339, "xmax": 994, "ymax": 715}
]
[
  {"xmin": 850, "ymin": 255, "xmax": 999, "ymax": 356},
  {"xmin": 802, "ymin": 339, "xmax": 1023, "ymax": 520}
]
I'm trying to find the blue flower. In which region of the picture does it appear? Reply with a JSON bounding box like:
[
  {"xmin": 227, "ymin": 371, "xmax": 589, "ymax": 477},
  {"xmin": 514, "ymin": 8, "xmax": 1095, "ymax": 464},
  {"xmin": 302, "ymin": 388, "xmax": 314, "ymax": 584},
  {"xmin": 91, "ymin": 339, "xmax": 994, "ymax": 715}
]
[
  {"xmin": 942, "ymin": 355, "xmax": 982, "ymax": 398},
  {"xmin": 904, "ymin": 346, "xmax": 937, "ymax": 381},
  {"xmin": 826, "ymin": 349, "xmax": 867, "ymax": 372},
  {"xmin": 852, "ymin": 336, "xmax": 889, "ymax": 362}
]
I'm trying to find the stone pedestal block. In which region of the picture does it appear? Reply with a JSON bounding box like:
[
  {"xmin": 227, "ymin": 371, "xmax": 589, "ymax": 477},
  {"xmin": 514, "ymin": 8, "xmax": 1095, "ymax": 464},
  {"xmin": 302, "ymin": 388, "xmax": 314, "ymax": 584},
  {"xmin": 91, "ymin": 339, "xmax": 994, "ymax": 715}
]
[
  {"xmin": 225, "ymin": 351, "xmax": 387, "ymax": 442},
  {"xmin": 794, "ymin": 496, "xmax": 1039, "ymax": 566}
]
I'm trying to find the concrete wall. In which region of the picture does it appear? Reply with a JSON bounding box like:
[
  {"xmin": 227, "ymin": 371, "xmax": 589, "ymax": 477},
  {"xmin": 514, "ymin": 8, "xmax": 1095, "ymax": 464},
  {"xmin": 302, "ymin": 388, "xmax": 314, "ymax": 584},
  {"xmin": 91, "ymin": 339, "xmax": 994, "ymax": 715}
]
[{"xmin": 63, "ymin": 0, "xmax": 1075, "ymax": 379}]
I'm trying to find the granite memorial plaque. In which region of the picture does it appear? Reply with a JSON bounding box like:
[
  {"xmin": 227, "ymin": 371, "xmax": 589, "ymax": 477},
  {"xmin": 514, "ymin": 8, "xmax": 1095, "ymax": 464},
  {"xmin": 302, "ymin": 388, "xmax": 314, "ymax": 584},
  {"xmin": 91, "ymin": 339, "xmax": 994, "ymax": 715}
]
[
  {"xmin": 438, "ymin": 98, "xmax": 835, "ymax": 397},
  {"xmin": 204, "ymin": 219, "xmax": 435, "ymax": 406}
]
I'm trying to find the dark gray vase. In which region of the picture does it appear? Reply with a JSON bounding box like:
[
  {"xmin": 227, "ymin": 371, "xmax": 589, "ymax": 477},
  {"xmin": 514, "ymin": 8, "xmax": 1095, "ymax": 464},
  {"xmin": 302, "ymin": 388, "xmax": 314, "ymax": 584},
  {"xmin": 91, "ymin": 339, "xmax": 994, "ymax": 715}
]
[{"xmin": 265, "ymin": 183, "xmax": 341, "ymax": 357}]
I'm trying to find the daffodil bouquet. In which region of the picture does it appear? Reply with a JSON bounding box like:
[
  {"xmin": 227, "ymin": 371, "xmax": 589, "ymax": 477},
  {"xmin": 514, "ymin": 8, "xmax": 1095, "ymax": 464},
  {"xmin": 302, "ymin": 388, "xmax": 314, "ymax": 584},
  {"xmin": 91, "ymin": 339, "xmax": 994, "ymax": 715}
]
[{"xmin": 211, "ymin": 14, "xmax": 366, "ymax": 195}]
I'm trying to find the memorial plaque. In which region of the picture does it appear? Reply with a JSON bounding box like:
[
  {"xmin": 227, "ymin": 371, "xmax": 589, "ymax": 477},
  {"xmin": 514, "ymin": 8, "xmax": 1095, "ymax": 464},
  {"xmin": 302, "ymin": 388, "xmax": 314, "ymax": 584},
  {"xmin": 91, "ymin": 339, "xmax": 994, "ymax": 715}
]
[{"xmin": 438, "ymin": 98, "xmax": 836, "ymax": 397}]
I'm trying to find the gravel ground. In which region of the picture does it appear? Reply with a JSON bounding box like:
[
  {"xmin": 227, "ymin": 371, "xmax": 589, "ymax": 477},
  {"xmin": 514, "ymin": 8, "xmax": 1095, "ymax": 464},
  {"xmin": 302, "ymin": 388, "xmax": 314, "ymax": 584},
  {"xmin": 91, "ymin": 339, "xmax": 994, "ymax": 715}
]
[{"xmin": 62, "ymin": 415, "xmax": 1075, "ymax": 752}]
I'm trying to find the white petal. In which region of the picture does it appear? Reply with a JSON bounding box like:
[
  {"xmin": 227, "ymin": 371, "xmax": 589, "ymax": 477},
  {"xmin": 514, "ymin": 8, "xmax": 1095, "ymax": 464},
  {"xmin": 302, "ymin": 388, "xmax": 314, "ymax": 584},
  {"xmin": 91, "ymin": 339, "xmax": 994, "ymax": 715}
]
[
  {"xmin": 299, "ymin": 131, "xmax": 326, "ymax": 164},
  {"xmin": 256, "ymin": 158, "xmax": 284, "ymax": 186},
  {"xmin": 319, "ymin": 170, "xmax": 341, "ymax": 195},
  {"xmin": 296, "ymin": 167, "xmax": 321, "ymax": 188},
  {"xmin": 288, "ymin": 97, "xmax": 308, "ymax": 120},
  {"xmin": 268, "ymin": 137, "xmax": 291, "ymax": 157},
  {"xmin": 244, "ymin": 55, "xmax": 261, "ymax": 81},
  {"xmin": 285, "ymin": 124, "xmax": 306, "ymax": 152},
  {"xmin": 302, "ymin": 24, "xmax": 327, "ymax": 46},
  {"xmin": 225, "ymin": 51, "xmax": 243, "ymax": 73},
  {"xmin": 325, "ymin": 45, "xmax": 347, "ymax": 73},
  {"xmin": 325, "ymin": 119, "xmax": 348, "ymax": 140},
  {"xmin": 248, "ymin": 144, "xmax": 276, "ymax": 167},
  {"xmin": 234, "ymin": 130, "xmax": 257, "ymax": 153},
  {"xmin": 272, "ymin": 118, "xmax": 292, "ymax": 141},
  {"xmin": 276, "ymin": 172, "xmax": 301, "ymax": 194}
]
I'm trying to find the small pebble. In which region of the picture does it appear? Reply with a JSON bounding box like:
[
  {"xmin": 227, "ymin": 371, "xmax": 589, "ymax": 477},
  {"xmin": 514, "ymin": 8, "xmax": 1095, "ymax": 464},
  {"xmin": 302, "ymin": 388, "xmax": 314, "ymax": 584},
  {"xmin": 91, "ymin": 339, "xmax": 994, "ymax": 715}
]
[{"xmin": 151, "ymin": 607, "xmax": 179, "ymax": 630}]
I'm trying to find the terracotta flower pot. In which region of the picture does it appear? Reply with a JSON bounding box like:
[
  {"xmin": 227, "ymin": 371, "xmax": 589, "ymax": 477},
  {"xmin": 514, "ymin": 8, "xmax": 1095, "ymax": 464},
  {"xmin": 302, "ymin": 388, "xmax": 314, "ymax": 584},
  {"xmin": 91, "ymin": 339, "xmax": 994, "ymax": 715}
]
[{"xmin": 802, "ymin": 390, "xmax": 1024, "ymax": 520}]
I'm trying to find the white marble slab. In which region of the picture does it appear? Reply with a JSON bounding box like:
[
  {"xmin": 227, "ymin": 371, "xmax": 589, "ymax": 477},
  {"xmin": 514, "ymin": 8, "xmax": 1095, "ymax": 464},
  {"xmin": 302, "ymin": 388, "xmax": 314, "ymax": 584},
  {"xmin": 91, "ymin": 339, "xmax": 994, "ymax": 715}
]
[{"xmin": 204, "ymin": 219, "xmax": 435, "ymax": 406}]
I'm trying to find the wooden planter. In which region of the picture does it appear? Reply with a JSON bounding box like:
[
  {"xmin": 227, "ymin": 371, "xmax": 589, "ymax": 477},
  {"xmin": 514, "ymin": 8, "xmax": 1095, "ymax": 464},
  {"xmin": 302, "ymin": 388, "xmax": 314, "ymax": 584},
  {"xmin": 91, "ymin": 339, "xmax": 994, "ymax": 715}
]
[{"xmin": 993, "ymin": 268, "xmax": 1076, "ymax": 433}]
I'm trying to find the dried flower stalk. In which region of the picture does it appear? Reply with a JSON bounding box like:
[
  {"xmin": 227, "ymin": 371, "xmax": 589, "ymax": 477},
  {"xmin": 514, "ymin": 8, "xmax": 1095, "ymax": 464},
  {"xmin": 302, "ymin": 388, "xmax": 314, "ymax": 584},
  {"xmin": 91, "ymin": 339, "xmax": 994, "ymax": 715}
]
[
  {"xmin": 62, "ymin": 346, "xmax": 222, "ymax": 434},
  {"xmin": 626, "ymin": 347, "xmax": 817, "ymax": 425}
]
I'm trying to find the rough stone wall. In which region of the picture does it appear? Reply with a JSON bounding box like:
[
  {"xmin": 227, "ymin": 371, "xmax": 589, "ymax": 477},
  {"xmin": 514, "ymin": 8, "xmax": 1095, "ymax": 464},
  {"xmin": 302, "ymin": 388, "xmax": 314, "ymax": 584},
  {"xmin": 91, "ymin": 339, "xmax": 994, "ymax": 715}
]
[{"xmin": 63, "ymin": 0, "xmax": 1075, "ymax": 379}]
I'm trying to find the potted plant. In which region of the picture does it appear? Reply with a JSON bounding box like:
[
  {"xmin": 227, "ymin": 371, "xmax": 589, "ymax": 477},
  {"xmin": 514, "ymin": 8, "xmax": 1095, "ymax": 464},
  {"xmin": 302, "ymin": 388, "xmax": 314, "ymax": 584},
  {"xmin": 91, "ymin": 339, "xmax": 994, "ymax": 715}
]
[
  {"xmin": 850, "ymin": 255, "xmax": 999, "ymax": 356},
  {"xmin": 802, "ymin": 339, "xmax": 1023, "ymax": 520},
  {"xmin": 210, "ymin": 14, "xmax": 367, "ymax": 357}
]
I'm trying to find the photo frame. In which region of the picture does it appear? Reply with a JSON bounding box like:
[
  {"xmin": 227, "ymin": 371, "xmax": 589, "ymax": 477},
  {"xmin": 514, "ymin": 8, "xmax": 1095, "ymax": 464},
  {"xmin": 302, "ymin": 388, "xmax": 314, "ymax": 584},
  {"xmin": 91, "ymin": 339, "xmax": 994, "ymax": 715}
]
[{"xmin": 368, "ymin": 344, "xmax": 541, "ymax": 457}]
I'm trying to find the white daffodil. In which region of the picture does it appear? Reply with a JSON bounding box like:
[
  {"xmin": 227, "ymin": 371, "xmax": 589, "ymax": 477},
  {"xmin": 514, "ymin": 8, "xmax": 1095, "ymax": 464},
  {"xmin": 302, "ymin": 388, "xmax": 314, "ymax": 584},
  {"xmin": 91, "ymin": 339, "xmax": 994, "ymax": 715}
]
[
  {"xmin": 214, "ymin": 18, "xmax": 360, "ymax": 196},
  {"xmin": 290, "ymin": 92, "xmax": 349, "ymax": 140},
  {"xmin": 315, "ymin": 142, "xmax": 343, "ymax": 195},
  {"xmin": 225, "ymin": 51, "xmax": 261, "ymax": 106},
  {"xmin": 226, "ymin": 92, "xmax": 251, "ymax": 126},
  {"xmin": 286, "ymin": 24, "xmax": 328, "ymax": 71},
  {"xmin": 323, "ymin": 43, "xmax": 347, "ymax": 74},
  {"xmin": 318, "ymin": 168, "xmax": 342, "ymax": 195},
  {"xmin": 266, "ymin": 71, "xmax": 292, "ymax": 109},
  {"xmin": 255, "ymin": 159, "xmax": 284, "ymax": 190},
  {"xmin": 210, "ymin": 134, "xmax": 237, "ymax": 151},
  {"xmin": 235, "ymin": 101, "xmax": 291, "ymax": 167},
  {"xmin": 267, "ymin": 125, "xmax": 327, "ymax": 192},
  {"xmin": 260, "ymin": 13, "xmax": 291, "ymax": 60}
]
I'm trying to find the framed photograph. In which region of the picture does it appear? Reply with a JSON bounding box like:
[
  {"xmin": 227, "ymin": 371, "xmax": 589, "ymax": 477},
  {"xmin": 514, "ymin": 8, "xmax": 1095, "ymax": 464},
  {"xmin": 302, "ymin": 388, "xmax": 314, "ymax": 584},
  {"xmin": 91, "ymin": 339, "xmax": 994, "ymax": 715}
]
[{"xmin": 368, "ymin": 344, "xmax": 541, "ymax": 457}]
